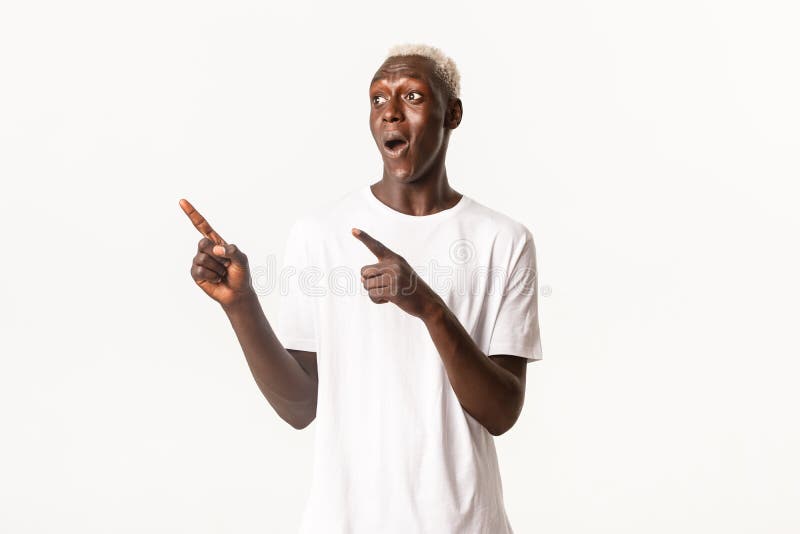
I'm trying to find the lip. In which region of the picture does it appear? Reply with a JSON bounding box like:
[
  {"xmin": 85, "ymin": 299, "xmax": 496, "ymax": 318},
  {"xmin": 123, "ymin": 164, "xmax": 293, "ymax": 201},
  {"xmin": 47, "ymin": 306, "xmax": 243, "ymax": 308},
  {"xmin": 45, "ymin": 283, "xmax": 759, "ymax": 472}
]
[{"xmin": 381, "ymin": 130, "xmax": 410, "ymax": 158}]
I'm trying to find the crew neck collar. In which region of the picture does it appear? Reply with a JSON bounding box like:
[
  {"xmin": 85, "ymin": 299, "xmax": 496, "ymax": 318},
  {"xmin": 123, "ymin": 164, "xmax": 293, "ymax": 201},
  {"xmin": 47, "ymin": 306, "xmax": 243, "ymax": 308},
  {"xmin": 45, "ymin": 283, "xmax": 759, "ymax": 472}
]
[{"xmin": 363, "ymin": 184, "xmax": 471, "ymax": 222}]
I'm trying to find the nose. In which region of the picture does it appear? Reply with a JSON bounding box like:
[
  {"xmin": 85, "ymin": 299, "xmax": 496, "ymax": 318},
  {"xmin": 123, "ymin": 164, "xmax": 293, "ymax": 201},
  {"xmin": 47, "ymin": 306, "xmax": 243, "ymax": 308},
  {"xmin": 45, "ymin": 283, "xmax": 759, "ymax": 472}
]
[{"xmin": 382, "ymin": 97, "xmax": 403, "ymax": 123}]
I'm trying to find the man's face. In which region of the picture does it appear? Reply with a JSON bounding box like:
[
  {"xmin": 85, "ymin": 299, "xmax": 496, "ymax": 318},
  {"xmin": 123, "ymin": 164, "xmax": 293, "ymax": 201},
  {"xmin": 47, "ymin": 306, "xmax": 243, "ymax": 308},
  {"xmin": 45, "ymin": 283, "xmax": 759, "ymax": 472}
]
[{"xmin": 369, "ymin": 56, "xmax": 454, "ymax": 183}]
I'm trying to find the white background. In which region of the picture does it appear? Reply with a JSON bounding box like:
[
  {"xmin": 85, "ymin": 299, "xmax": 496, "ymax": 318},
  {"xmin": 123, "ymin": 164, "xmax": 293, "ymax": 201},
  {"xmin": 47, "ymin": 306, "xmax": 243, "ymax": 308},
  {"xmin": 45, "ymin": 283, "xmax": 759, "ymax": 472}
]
[{"xmin": 1, "ymin": 1, "xmax": 798, "ymax": 532}]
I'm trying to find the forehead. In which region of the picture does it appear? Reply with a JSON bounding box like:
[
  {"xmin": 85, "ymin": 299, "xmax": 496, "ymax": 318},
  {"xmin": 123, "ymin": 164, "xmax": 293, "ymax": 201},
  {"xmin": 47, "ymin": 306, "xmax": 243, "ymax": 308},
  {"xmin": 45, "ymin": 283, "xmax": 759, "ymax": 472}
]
[{"xmin": 370, "ymin": 56, "xmax": 437, "ymax": 87}]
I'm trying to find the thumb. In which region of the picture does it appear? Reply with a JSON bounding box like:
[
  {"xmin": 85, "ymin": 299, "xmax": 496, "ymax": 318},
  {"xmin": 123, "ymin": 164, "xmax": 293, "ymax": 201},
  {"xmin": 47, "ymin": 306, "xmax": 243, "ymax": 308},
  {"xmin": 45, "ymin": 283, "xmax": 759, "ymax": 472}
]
[{"xmin": 212, "ymin": 243, "xmax": 248, "ymax": 269}]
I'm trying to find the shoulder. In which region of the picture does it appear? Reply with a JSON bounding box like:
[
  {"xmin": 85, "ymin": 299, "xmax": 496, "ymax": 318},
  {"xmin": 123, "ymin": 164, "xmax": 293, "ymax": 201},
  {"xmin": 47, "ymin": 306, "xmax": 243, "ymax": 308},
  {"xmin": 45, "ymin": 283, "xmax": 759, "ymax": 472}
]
[
  {"xmin": 463, "ymin": 196, "xmax": 535, "ymax": 249},
  {"xmin": 463, "ymin": 198, "xmax": 540, "ymax": 283}
]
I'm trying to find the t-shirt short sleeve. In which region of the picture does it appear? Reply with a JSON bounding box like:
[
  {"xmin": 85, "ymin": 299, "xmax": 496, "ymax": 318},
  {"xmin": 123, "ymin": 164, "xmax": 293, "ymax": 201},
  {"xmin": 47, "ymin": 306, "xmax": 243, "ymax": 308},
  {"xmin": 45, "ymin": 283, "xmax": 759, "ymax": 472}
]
[
  {"xmin": 275, "ymin": 219, "xmax": 318, "ymax": 352},
  {"xmin": 487, "ymin": 230, "xmax": 543, "ymax": 361}
]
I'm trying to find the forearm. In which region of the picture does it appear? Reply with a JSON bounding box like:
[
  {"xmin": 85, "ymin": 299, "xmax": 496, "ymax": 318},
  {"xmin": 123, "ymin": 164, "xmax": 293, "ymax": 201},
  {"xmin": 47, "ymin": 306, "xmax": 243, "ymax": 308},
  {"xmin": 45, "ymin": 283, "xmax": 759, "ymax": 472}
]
[
  {"xmin": 222, "ymin": 292, "xmax": 317, "ymax": 429},
  {"xmin": 422, "ymin": 299, "xmax": 523, "ymax": 436}
]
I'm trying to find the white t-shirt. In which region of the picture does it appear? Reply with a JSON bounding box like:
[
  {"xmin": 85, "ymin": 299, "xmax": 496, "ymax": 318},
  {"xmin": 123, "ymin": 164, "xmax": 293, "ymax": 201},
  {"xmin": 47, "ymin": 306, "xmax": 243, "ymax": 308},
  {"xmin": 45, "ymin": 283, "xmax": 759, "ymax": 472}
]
[{"xmin": 275, "ymin": 184, "xmax": 543, "ymax": 534}]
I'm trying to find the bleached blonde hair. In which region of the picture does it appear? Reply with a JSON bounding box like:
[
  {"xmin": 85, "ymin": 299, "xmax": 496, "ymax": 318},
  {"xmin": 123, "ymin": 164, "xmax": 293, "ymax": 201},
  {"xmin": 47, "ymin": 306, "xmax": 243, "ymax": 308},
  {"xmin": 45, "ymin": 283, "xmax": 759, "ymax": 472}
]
[{"xmin": 386, "ymin": 43, "xmax": 461, "ymax": 100}]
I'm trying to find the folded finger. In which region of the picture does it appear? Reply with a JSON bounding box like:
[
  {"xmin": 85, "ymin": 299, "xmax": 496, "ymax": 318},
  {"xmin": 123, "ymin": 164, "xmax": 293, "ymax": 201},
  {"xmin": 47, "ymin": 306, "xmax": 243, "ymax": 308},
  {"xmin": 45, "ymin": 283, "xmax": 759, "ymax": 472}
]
[
  {"xmin": 368, "ymin": 286, "xmax": 391, "ymax": 303},
  {"xmin": 363, "ymin": 273, "xmax": 392, "ymax": 289},
  {"xmin": 360, "ymin": 263, "xmax": 387, "ymax": 279},
  {"xmin": 198, "ymin": 237, "xmax": 231, "ymax": 265},
  {"xmin": 195, "ymin": 252, "xmax": 228, "ymax": 277},
  {"xmin": 191, "ymin": 264, "xmax": 224, "ymax": 284}
]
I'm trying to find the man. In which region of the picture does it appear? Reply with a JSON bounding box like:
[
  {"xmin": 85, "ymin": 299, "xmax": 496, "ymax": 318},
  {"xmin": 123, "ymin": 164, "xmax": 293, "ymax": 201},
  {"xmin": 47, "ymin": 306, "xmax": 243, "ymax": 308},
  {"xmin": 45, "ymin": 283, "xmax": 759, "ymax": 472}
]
[{"xmin": 180, "ymin": 43, "xmax": 543, "ymax": 534}]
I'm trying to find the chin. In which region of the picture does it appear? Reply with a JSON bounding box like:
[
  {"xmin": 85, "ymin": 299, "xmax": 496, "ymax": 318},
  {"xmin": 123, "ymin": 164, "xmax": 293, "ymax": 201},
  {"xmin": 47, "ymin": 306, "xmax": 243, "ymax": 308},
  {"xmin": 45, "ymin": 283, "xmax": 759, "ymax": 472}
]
[{"xmin": 384, "ymin": 163, "xmax": 416, "ymax": 182}]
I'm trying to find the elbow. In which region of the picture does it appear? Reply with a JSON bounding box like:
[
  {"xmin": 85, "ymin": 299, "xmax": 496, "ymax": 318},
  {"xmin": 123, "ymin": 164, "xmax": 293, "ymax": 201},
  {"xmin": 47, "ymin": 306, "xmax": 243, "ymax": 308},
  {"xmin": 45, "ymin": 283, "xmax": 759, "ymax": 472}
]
[
  {"xmin": 488, "ymin": 392, "xmax": 524, "ymax": 436},
  {"xmin": 488, "ymin": 418, "xmax": 516, "ymax": 437},
  {"xmin": 288, "ymin": 400, "xmax": 317, "ymax": 430},
  {"xmin": 289, "ymin": 414, "xmax": 316, "ymax": 430}
]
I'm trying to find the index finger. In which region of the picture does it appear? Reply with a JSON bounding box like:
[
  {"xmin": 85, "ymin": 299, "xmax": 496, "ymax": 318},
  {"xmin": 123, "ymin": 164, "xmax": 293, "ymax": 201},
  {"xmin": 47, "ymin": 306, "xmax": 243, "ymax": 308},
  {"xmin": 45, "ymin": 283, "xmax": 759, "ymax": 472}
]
[
  {"xmin": 351, "ymin": 227, "xmax": 390, "ymax": 258},
  {"xmin": 179, "ymin": 198, "xmax": 227, "ymax": 245}
]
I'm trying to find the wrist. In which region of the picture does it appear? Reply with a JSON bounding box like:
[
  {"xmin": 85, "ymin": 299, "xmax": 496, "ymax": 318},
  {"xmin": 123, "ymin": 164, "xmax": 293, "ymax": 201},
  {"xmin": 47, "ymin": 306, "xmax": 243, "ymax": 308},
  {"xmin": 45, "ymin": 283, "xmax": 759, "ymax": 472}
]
[
  {"xmin": 421, "ymin": 295, "xmax": 447, "ymax": 325},
  {"xmin": 221, "ymin": 289, "xmax": 259, "ymax": 316}
]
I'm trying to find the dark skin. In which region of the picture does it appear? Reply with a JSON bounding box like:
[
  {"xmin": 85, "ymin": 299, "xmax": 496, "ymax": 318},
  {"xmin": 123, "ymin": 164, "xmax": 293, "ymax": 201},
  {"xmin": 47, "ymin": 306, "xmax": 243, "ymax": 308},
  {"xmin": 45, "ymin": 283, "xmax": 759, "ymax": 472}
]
[
  {"xmin": 180, "ymin": 55, "xmax": 529, "ymax": 435},
  {"xmin": 179, "ymin": 198, "xmax": 318, "ymax": 429}
]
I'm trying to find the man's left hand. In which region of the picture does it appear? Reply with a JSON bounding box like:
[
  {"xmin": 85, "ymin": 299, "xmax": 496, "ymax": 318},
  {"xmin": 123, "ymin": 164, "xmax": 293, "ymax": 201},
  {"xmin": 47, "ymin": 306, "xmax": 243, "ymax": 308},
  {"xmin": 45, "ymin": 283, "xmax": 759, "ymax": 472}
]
[{"xmin": 352, "ymin": 227, "xmax": 443, "ymax": 320}]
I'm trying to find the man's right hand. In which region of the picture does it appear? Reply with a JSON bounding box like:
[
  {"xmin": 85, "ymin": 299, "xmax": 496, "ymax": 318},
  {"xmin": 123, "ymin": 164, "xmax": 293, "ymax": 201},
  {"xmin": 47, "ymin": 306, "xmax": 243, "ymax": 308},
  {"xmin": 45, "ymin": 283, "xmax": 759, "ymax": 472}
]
[{"xmin": 179, "ymin": 198, "xmax": 255, "ymax": 309}]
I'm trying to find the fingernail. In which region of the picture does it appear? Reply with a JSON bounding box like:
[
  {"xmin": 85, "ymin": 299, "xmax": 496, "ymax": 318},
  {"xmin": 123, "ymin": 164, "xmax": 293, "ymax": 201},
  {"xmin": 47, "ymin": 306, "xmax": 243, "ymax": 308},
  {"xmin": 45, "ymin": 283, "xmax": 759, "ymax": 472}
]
[{"xmin": 213, "ymin": 245, "xmax": 225, "ymax": 255}]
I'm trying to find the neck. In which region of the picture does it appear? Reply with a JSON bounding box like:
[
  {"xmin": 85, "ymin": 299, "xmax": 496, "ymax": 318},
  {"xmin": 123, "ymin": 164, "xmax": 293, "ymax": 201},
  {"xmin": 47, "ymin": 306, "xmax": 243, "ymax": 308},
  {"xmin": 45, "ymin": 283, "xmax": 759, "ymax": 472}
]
[{"xmin": 374, "ymin": 153, "xmax": 461, "ymax": 217}]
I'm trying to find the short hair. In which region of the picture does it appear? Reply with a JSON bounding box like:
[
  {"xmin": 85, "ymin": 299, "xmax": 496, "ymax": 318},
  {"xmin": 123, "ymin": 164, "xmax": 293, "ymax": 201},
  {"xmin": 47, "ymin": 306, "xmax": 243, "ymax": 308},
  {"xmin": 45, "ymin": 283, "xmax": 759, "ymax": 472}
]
[{"xmin": 386, "ymin": 43, "xmax": 461, "ymax": 100}]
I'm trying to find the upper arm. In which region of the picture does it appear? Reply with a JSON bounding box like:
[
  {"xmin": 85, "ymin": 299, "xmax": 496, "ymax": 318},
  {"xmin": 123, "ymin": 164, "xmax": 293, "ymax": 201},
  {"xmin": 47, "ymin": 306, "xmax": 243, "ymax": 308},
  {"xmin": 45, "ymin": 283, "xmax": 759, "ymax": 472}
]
[
  {"xmin": 288, "ymin": 349, "xmax": 318, "ymax": 383},
  {"xmin": 489, "ymin": 354, "xmax": 527, "ymax": 395},
  {"xmin": 275, "ymin": 219, "xmax": 319, "ymax": 353},
  {"xmin": 486, "ymin": 231, "xmax": 543, "ymax": 362},
  {"xmin": 287, "ymin": 349, "xmax": 318, "ymax": 426}
]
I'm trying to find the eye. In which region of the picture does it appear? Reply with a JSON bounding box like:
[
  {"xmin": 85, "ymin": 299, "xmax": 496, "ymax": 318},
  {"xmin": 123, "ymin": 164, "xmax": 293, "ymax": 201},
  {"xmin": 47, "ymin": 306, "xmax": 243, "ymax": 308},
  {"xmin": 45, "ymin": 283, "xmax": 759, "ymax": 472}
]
[
  {"xmin": 372, "ymin": 95, "xmax": 387, "ymax": 105},
  {"xmin": 406, "ymin": 91, "xmax": 423, "ymax": 101}
]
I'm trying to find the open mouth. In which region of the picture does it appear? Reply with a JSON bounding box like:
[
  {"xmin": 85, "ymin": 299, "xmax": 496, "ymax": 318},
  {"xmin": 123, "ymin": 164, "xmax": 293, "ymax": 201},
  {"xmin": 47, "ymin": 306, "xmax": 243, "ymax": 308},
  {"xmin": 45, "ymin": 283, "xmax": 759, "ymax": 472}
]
[{"xmin": 383, "ymin": 138, "xmax": 409, "ymax": 157}]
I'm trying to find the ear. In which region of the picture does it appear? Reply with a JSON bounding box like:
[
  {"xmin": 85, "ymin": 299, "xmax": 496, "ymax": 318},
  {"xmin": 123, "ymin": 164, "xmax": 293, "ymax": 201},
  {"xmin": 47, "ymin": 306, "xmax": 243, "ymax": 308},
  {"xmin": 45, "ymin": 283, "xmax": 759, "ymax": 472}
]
[{"xmin": 445, "ymin": 98, "xmax": 463, "ymax": 130}]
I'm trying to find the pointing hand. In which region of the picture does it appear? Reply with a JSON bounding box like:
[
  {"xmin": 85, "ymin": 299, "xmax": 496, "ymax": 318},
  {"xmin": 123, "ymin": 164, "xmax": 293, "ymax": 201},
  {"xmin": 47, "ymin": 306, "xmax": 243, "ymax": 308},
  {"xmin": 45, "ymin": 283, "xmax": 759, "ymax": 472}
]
[
  {"xmin": 352, "ymin": 227, "xmax": 444, "ymax": 320},
  {"xmin": 180, "ymin": 198, "xmax": 254, "ymax": 308}
]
